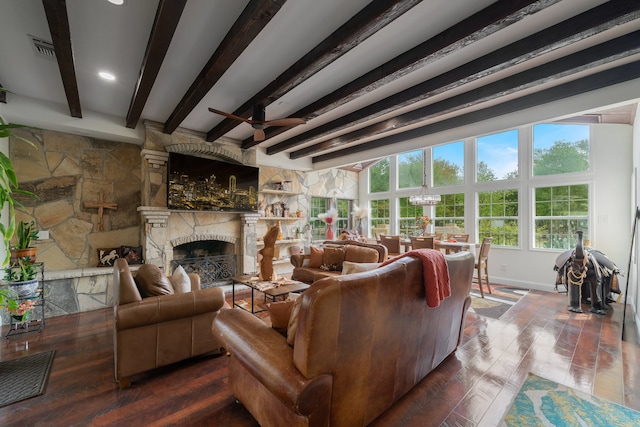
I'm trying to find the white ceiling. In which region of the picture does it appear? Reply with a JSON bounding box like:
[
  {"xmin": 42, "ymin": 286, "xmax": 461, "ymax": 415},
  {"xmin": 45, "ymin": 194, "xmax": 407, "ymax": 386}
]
[{"xmin": 1, "ymin": 0, "xmax": 639, "ymax": 171}]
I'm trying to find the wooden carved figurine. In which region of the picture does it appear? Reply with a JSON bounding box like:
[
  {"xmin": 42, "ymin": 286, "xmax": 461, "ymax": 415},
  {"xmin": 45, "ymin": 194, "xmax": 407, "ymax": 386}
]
[{"xmin": 259, "ymin": 225, "xmax": 279, "ymax": 281}]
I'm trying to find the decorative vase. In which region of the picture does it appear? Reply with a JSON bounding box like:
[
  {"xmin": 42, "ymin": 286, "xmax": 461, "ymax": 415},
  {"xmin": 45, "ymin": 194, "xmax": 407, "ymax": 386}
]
[
  {"xmin": 356, "ymin": 218, "xmax": 363, "ymax": 236},
  {"xmin": 9, "ymin": 278, "xmax": 39, "ymax": 297},
  {"xmin": 326, "ymin": 224, "xmax": 334, "ymax": 240}
]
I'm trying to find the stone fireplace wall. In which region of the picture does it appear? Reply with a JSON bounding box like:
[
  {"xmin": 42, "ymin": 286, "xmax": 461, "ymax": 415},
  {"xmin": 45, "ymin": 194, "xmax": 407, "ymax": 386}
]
[{"xmin": 3, "ymin": 123, "xmax": 359, "ymax": 324}]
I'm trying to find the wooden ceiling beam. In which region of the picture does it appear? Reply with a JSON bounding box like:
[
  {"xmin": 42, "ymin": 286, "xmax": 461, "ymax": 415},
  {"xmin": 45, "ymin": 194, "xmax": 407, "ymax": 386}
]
[
  {"xmin": 270, "ymin": 0, "xmax": 640, "ymax": 155},
  {"xmin": 292, "ymin": 31, "xmax": 640, "ymax": 159},
  {"xmin": 245, "ymin": 0, "xmax": 558, "ymax": 148},
  {"xmin": 205, "ymin": 0, "xmax": 422, "ymax": 144},
  {"xmin": 311, "ymin": 61, "xmax": 640, "ymax": 164},
  {"xmin": 125, "ymin": 0, "xmax": 187, "ymax": 129},
  {"xmin": 42, "ymin": 0, "xmax": 82, "ymax": 118},
  {"xmin": 163, "ymin": 0, "xmax": 287, "ymax": 134}
]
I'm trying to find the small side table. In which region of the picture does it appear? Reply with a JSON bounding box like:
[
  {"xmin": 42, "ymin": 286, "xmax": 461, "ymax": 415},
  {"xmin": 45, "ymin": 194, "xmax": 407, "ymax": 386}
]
[{"xmin": 231, "ymin": 275, "xmax": 309, "ymax": 314}]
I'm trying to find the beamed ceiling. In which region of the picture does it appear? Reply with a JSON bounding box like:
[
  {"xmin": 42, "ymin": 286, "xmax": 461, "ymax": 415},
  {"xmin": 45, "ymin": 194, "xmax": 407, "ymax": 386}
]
[{"xmin": 0, "ymin": 0, "xmax": 639, "ymax": 171}]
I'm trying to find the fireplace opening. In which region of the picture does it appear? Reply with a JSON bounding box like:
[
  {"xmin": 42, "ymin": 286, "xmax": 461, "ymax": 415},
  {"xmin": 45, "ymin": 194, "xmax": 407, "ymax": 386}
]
[{"xmin": 171, "ymin": 240, "xmax": 236, "ymax": 287}]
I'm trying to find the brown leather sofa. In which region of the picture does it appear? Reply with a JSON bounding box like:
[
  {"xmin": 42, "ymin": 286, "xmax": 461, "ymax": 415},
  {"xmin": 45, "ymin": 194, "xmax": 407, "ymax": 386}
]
[
  {"xmin": 113, "ymin": 258, "xmax": 227, "ymax": 387},
  {"xmin": 212, "ymin": 251, "xmax": 474, "ymax": 427},
  {"xmin": 290, "ymin": 240, "xmax": 388, "ymax": 283}
]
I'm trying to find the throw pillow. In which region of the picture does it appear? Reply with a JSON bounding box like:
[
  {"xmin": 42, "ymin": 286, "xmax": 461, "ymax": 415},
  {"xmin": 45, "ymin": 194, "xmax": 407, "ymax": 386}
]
[
  {"xmin": 286, "ymin": 296, "xmax": 304, "ymax": 346},
  {"xmin": 170, "ymin": 265, "xmax": 191, "ymax": 293},
  {"xmin": 135, "ymin": 264, "xmax": 174, "ymax": 298},
  {"xmin": 308, "ymin": 246, "xmax": 324, "ymax": 268},
  {"xmin": 267, "ymin": 300, "xmax": 296, "ymax": 336},
  {"xmin": 321, "ymin": 246, "xmax": 345, "ymax": 271},
  {"xmin": 341, "ymin": 261, "xmax": 381, "ymax": 275}
]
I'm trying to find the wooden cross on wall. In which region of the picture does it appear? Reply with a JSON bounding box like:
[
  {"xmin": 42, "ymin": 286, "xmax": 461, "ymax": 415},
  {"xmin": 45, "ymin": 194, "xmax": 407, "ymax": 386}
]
[{"xmin": 84, "ymin": 191, "xmax": 118, "ymax": 231}]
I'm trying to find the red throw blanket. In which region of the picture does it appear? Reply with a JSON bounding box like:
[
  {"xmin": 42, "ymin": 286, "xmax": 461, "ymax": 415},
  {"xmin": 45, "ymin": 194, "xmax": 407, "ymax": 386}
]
[{"xmin": 380, "ymin": 249, "xmax": 451, "ymax": 307}]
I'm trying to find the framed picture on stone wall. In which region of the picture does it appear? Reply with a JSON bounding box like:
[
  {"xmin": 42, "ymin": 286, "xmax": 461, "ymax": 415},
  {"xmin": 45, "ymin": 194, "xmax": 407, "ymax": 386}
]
[
  {"xmin": 121, "ymin": 246, "xmax": 143, "ymax": 265},
  {"xmin": 97, "ymin": 247, "xmax": 121, "ymax": 267}
]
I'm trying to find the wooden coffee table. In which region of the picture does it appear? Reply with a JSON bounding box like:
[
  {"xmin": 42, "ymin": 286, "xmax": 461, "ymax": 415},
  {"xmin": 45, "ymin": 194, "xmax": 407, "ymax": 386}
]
[{"xmin": 231, "ymin": 275, "xmax": 309, "ymax": 314}]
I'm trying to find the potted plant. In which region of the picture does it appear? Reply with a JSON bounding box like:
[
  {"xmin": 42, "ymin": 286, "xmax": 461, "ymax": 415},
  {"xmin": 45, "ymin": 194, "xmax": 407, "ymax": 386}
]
[
  {"xmin": 0, "ymin": 87, "xmax": 37, "ymax": 312},
  {"xmin": 5, "ymin": 256, "xmax": 39, "ymax": 297},
  {"xmin": 11, "ymin": 220, "xmax": 38, "ymax": 262}
]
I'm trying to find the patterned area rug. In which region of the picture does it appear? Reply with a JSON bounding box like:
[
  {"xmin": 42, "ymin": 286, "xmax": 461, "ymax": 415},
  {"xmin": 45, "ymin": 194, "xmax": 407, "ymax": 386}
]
[
  {"xmin": 469, "ymin": 284, "xmax": 528, "ymax": 319},
  {"xmin": 501, "ymin": 373, "xmax": 640, "ymax": 426},
  {"xmin": 0, "ymin": 350, "xmax": 55, "ymax": 408}
]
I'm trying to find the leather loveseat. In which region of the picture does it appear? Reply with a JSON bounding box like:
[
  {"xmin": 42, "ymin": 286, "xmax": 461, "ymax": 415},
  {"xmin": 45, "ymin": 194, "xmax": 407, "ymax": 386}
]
[
  {"xmin": 290, "ymin": 240, "xmax": 388, "ymax": 283},
  {"xmin": 212, "ymin": 251, "xmax": 474, "ymax": 426},
  {"xmin": 113, "ymin": 258, "xmax": 227, "ymax": 387}
]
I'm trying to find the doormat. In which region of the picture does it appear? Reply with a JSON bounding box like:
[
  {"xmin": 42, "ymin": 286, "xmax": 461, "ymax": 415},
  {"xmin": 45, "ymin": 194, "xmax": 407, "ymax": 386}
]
[
  {"xmin": 0, "ymin": 350, "xmax": 55, "ymax": 408},
  {"xmin": 470, "ymin": 284, "xmax": 528, "ymax": 319},
  {"xmin": 501, "ymin": 372, "xmax": 640, "ymax": 426}
]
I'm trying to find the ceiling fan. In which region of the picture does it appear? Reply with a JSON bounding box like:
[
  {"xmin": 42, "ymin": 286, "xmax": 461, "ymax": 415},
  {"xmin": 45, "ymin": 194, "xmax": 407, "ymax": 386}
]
[{"xmin": 208, "ymin": 104, "xmax": 306, "ymax": 142}]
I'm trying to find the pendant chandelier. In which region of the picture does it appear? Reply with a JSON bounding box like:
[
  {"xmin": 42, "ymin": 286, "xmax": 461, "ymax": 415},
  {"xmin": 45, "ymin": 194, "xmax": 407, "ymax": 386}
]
[{"xmin": 409, "ymin": 153, "xmax": 440, "ymax": 206}]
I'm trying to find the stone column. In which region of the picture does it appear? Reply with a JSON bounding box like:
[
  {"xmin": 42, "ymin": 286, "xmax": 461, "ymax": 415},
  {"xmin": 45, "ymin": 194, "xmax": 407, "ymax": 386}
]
[
  {"xmin": 140, "ymin": 149, "xmax": 169, "ymax": 207},
  {"xmin": 138, "ymin": 206, "xmax": 171, "ymax": 269},
  {"xmin": 240, "ymin": 213, "xmax": 259, "ymax": 275}
]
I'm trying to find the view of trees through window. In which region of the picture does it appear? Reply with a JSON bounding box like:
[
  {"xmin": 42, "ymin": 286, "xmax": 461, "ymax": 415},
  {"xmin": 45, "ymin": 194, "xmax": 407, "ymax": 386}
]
[
  {"xmin": 370, "ymin": 199, "xmax": 390, "ymax": 238},
  {"xmin": 363, "ymin": 123, "xmax": 591, "ymax": 250},
  {"xmin": 398, "ymin": 150, "xmax": 423, "ymax": 189},
  {"xmin": 310, "ymin": 197, "xmax": 328, "ymax": 240},
  {"xmin": 533, "ymin": 124, "xmax": 590, "ymax": 176},
  {"xmin": 433, "ymin": 141, "xmax": 464, "ymax": 186},
  {"xmin": 478, "ymin": 189, "xmax": 519, "ymax": 246},
  {"xmin": 369, "ymin": 158, "xmax": 390, "ymax": 193},
  {"xmin": 434, "ymin": 193, "xmax": 465, "ymax": 233},
  {"xmin": 398, "ymin": 197, "xmax": 424, "ymax": 237},
  {"xmin": 534, "ymin": 184, "xmax": 589, "ymax": 249},
  {"xmin": 477, "ymin": 130, "xmax": 518, "ymax": 181}
]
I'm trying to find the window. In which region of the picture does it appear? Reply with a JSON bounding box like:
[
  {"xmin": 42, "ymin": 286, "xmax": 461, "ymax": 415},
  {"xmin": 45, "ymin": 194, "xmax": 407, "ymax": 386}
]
[
  {"xmin": 310, "ymin": 197, "xmax": 329, "ymax": 240},
  {"xmin": 533, "ymin": 124, "xmax": 590, "ymax": 176},
  {"xmin": 478, "ymin": 189, "xmax": 519, "ymax": 246},
  {"xmin": 398, "ymin": 197, "xmax": 424, "ymax": 237},
  {"xmin": 476, "ymin": 130, "xmax": 518, "ymax": 181},
  {"xmin": 434, "ymin": 193, "xmax": 465, "ymax": 233},
  {"xmin": 534, "ymin": 184, "xmax": 589, "ymax": 249},
  {"xmin": 433, "ymin": 141, "xmax": 464, "ymax": 186},
  {"xmin": 398, "ymin": 150, "xmax": 423, "ymax": 189},
  {"xmin": 335, "ymin": 199, "xmax": 351, "ymax": 233},
  {"xmin": 369, "ymin": 157, "xmax": 390, "ymax": 193},
  {"xmin": 370, "ymin": 199, "xmax": 390, "ymax": 237}
]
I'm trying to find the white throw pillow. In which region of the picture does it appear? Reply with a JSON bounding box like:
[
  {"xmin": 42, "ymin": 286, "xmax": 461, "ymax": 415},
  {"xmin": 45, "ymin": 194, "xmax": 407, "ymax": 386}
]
[
  {"xmin": 171, "ymin": 265, "xmax": 191, "ymax": 293},
  {"xmin": 341, "ymin": 260, "xmax": 381, "ymax": 275}
]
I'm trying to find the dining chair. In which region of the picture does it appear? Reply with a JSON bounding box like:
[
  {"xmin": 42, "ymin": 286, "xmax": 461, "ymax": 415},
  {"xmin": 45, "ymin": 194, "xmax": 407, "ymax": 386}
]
[
  {"xmin": 434, "ymin": 233, "xmax": 443, "ymax": 240},
  {"xmin": 380, "ymin": 235, "xmax": 401, "ymax": 257},
  {"xmin": 410, "ymin": 236, "xmax": 434, "ymax": 249},
  {"xmin": 475, "ymin": 237, "xmax": 492, "ymax": 298},
  {"xmin": 449, "ymin": 233, "xmax": 470, "ymax": 242}
]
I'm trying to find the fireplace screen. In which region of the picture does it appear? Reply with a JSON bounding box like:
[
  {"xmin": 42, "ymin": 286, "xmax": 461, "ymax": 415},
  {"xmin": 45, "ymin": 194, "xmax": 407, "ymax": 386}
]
[{"xmin": 171, "ymin": 255, "xmax": 236, "ymax": 288}]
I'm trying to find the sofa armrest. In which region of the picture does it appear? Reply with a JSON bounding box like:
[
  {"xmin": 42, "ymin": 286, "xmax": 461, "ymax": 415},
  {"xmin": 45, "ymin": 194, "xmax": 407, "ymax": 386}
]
[
  {"xmin": 116, "ymin": 286, "xmax": 225, "ymax": 330},
  {"xmin": 290, "ymin": 254, "xmax": 309, "ymax": 268},
  {"xmin": 212, "ymin": 309, "xmax": 332, "ymax": 414}
]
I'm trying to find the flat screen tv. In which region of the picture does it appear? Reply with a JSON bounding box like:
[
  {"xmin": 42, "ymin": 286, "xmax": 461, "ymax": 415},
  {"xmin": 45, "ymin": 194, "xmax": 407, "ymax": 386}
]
[{"xmin": 167, "ymin": 153, "xmax": 258, "ymax": 212}]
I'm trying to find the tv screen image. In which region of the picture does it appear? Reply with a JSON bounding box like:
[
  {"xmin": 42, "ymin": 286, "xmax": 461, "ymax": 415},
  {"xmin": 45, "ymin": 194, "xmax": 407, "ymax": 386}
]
[{"xmin": 168, "ymin": 153, "xmax": 258, "ymax": 212}]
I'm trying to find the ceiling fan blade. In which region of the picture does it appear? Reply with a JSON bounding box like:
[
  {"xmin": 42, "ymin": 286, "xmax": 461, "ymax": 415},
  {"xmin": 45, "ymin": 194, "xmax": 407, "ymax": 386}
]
[
  {"xmin": 263, "ymin": 118, "xmax": 306, "ymax": 127},
  {"xmin": 254, "ymin": 129, "xmax": 266, "ymax": 142},
  {"xmin": 208, "ymin": 107, "xmax": 251, "ymax": 123}
]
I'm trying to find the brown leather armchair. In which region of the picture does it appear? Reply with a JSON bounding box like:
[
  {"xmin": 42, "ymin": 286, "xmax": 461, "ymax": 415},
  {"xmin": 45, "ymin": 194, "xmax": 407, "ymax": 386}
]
[
  {"xmin": 113, "ymin": 258, "xmax": 227, "ymax": 387},
  {"xmin": 213, "ymin": 252, "xmax": 474, "ymax": 426}
]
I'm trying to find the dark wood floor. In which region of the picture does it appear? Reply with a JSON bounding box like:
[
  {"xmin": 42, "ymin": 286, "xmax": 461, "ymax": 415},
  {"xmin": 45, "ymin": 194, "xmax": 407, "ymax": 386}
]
[{"xmin": 1, "ymin": 288, "xmax": 639, "ymax": 426}]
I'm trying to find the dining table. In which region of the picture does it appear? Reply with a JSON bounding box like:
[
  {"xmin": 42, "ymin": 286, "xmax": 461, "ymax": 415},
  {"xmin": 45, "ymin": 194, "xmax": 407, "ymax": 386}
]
[{"xmin": 399, "ymin": 238, "xmax": 477, "ymax": 255}]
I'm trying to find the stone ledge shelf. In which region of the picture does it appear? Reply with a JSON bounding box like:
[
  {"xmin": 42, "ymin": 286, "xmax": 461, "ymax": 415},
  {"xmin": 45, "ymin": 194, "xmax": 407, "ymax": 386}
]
[{"xmin": 43, "ymin": 265, "xmax": 141, "ymax": 281}]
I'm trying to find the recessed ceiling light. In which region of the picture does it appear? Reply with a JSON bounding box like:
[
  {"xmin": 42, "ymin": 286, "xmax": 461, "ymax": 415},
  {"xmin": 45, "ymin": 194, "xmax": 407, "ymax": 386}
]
[
  {"xmin": 108, "ymin": 0, "xmax": 125, "ymax": 5},
  {"xmin": 98, "ymin": 71, "xmax": 116, "ymax": 81}
]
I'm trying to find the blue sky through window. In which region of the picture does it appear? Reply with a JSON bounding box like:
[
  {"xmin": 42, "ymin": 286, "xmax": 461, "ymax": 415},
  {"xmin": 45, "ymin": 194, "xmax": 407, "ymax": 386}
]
[
  {"xmin": 534, "ymin": 124, "xmax": 589, "ymax": 149},
  {"xmin": 477, "ymin": 130, "xmax": 518, "ymax": 179}
]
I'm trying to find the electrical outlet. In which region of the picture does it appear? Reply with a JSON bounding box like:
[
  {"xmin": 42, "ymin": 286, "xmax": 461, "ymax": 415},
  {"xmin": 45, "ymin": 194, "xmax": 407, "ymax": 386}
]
[
  {"xmin": 500, "ymin": 264, "xmax": 507, "ymax": 271},
  {"xmin": 38, "ymin": 230, "xmax": 50, "ymax": 240}
]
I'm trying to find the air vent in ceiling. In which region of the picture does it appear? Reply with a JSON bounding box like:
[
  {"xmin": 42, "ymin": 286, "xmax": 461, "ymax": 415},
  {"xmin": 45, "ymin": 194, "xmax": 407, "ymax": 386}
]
[{"xmin": 28, "ymin": 35, "xmax": 56, "ymax": 60}]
